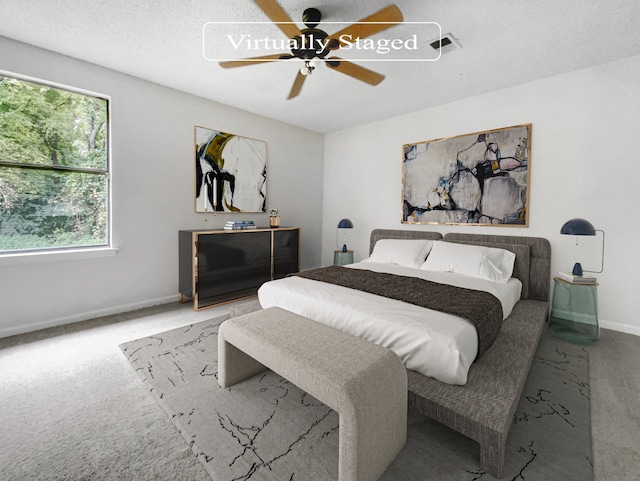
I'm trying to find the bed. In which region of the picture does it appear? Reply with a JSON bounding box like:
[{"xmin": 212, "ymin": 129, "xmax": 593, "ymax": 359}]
[{"xmin": 255, "ymin": 228, "xmax": 551, "ymax": 478}]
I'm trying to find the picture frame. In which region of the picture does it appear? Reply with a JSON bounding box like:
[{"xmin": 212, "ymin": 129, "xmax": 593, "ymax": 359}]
[
  {"xmin": 402, "ymin": 123, "xmax": 531, "ymax": 226},
  {"xmin": 194, "ymin": 126, "xmax": 267, "ymax": 213}
]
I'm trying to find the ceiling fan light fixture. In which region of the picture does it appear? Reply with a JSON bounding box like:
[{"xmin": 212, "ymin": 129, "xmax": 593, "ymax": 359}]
[
  {"xmin": 300, "ymin": 61, "xmax": 313, "ymax": 76},
  {"xmin": 225, "ymin": 1, "xmax": 403, "ymax": 100}
]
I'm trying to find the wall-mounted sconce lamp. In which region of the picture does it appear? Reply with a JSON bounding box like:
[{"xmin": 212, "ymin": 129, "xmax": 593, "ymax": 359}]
[
  {"xmin": 560, "ymin": 218, "xmax": 605, "ymax": 276},
  {"xmin": 337, "ymin": 218, "xmax": 353, "ymax": 250}
]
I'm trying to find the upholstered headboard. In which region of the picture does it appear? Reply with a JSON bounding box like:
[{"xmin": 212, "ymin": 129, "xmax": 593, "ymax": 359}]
[{"xmin": 368, "ymin": 229, "xmax": 551, "ymax": 302}]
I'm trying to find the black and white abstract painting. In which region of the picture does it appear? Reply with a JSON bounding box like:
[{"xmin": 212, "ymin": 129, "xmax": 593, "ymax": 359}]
[
  {"xmin": 195, "ymin": 126, "xmax": 266, "ymax": 213},
  {"xmin": 402, "ymin": 124, "xmax": 531, "ymax": 226}
]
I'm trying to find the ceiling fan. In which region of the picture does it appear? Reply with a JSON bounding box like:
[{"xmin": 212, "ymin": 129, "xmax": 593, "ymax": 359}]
[{"xmin": 219, "ymin": 0, "xmax": 403, "ymax": 99}]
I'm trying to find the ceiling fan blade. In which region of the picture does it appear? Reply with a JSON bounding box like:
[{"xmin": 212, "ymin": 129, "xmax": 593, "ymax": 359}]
[
  {"xmin": 326, "ymin": 57, "xmax": 385, "ymax": 86},
  {"xmin": 254, "ymin": 0, "xmax": 302, "ymax": 39},
  {"xmin": 219, "ymin": 53, "xmax": 293, "ymax": 68},
  {"xmin": 328, "ymin": 5, "xmax": 403, "ymax": 48},
  {"xmin": 287, "ymin": 71, "xmax": 307, "ymax": 100}
]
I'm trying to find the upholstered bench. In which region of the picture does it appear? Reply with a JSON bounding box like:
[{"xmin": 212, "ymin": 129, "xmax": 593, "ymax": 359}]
[{"xmin": 218, "ymin": 307, "xmax": 407, "ymax": 481}]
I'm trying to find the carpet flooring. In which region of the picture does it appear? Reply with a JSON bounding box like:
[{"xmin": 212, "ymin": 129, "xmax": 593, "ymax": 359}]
[{"xmin": 120, "ymin": 315, "xmax": 593, "ymax": 481}]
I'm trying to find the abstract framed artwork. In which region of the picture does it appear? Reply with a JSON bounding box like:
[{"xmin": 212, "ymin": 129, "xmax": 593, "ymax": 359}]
[
  {"xmin": 402, "ymin": 123, "xmax": 531, "ymax": 226},
  {"xmin": 194, "ymin": 126, "xmax": 267, "ymax": 213}
]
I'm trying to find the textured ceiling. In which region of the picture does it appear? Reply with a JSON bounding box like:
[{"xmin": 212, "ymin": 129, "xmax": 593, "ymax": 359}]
[{"xmin": 1, "ymin": 0, "xmax": 639, "ymax": 133}]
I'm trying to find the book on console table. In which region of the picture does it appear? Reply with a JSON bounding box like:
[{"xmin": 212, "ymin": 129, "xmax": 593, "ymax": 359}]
[
  {"xmin": 224, "ymin": 221, "xmax": 257, "ymax": 230},
  {"xmin": 558, "ymin": 272, "xmax": 597, "ymax": 284}
]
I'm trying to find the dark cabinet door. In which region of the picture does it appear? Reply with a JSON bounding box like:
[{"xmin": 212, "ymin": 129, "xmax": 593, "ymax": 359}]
[
  {"xmin": 273, "ymin": 229, "xmax": 299, "ymax": 279},
  {"xmin": 196, "ymin": 231, "xmax": 271, "ymax": 307},
  {"xmin": 180, "ymin": 228, "xmax": 300, "ymax": 310}
]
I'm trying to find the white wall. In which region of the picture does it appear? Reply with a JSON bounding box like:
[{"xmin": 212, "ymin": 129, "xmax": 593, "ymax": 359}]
[
  {"xmin": 0, "ymin": 37, "xmax": 324, "ymax": 337},
  {"xmin": 3, "ymin": 34, "xmax": 638, "ymax": 338},
  {"xmin": 323, "ymin": 55, "xmax": 640, "ymax": 336}
]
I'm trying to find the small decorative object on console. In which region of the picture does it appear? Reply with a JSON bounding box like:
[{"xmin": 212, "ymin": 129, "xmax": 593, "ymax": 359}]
[{"xmin": 269, "ymin": 209, "xmax": 280, "ymax": 228}]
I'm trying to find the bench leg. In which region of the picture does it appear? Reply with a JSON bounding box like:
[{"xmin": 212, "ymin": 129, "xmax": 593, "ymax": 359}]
[
  {"xmin": 337, "ymin": 357, "xmax": 407, "ymax": 481},
  {"xmin": 218, "ymin": 337, "xmax": 266, "ymax": 388}
]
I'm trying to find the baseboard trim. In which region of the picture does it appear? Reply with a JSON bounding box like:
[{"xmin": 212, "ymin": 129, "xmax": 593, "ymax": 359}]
[
  {"xmin": 0, "ymin": 294, "xmax": 178, "ymax": 339},
  {"xmin": 600, "ymin": 319, "xmax": 640, "ymax": 337}
]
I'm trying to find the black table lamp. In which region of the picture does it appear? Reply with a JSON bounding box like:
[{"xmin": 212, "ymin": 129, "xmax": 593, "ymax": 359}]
[
  {"xmin": 337, "ymin": 218, "xmax": 354, "ymax": 250},
  {"xmin": 560, "ymin": 218, "xmax": 605, "ymax": 276}
]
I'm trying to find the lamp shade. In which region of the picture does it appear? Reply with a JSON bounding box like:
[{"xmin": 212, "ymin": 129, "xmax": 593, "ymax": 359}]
[
  {"xmin": 336, "ymin": 218, "xmax": 353, "ymax": 250},
  {"xmin": 560, "ymin": 218, "xmax": 596, "ymax": 236}
]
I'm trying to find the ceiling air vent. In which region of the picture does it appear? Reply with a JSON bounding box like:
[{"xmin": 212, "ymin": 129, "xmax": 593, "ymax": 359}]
[{"xmin": 429, "ymin": 33, "xmax": 461, "ymax": 54}]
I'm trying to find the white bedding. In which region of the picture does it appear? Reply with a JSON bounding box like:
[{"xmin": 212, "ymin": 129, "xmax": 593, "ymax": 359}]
[{"xmin": 257, "ymin": 262, "xmax": 522, "ymax": 385}]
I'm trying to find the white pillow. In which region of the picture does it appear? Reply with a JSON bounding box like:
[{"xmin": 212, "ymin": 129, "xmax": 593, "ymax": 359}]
[
  {"xmin": 364, "ymin": 239, "xmax": 434, "ymax": 268},
  {"xmin": 420, "ymin": 240, "xmax": 516, "ymax": 283}
]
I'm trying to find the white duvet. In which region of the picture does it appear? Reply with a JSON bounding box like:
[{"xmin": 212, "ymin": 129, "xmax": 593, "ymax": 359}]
[{"xmin": 257, "ymin": 262, "xmax": 522, "ymax": 385}]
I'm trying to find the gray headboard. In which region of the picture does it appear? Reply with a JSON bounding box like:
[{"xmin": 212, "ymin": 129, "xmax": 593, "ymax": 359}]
[{"xmin": 369, "ymin": 229, "xmax": 551, "ymax": 302}]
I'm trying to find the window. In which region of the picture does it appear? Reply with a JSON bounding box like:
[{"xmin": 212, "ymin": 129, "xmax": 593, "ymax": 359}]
[{"xmin": 0, "ymin": 72, "xmax": 109, "ymax": 254}]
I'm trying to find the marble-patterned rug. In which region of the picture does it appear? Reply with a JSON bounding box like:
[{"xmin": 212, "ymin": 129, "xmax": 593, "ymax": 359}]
[{"xmin": 120, "ymin": 316, "xmax": 593, "ymax": 481}]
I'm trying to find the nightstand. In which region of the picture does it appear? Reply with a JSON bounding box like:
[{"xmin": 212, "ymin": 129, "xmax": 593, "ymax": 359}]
[
  {"xmin": 333, "ymin": 249, "xmax": 354, "ymax": 266},
  {"xmin": 549, "ymin": 277, "xmax": 600, "ymax": 344}
]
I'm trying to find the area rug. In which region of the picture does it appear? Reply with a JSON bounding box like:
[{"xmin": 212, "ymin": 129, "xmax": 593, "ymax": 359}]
[{"xmin": 120, "ymin": 316, "xmax": 593, "ymax": 481}]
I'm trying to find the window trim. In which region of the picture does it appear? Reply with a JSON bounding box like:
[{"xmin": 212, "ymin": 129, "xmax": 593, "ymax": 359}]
[
  {"xmin": 0, "ymin": 246, "xmax": 119, "ymax": 266},
  {"xmin": 0, "ymin": 69, "xmax": 113, "ymax": 259}
]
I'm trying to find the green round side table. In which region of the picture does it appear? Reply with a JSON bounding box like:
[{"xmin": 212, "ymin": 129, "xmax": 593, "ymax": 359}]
[
  {"xmin": 333, "ymin": 250, "xmax": 354, "ymax": 266},
  {"xmin": 549, "ymin": 277, "xmax": 600, "ymax": 344}
]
